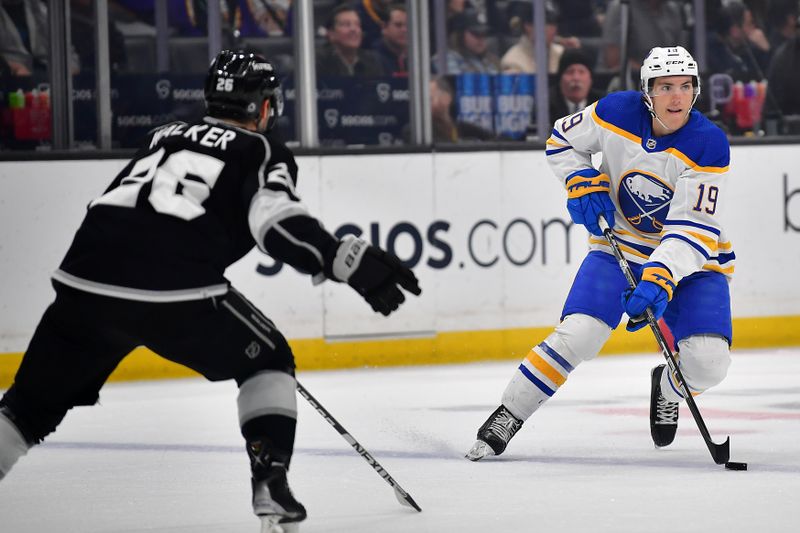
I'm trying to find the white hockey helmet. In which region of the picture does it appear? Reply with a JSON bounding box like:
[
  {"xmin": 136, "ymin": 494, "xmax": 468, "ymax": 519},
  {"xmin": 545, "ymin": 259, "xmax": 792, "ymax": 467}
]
[{"xmin": 640, "ymin": 46, "xmax": 700, "ymax": 109}]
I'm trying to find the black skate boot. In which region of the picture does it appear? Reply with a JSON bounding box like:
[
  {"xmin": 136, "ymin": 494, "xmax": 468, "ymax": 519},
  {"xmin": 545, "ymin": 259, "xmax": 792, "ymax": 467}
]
[
  {"xmin": 650, "ymin": 365, "xmax": 679, "ymax": 448},
  {"xmin": 248, "ymin": 441, "xmax": 306, "ymax": 533},
  {"xmin": 466, "ymin": 405, "xmax": 523, "ymax": 461}
]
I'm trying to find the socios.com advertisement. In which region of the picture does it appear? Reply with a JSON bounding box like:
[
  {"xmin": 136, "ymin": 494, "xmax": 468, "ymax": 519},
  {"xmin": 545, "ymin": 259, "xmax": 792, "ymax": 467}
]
[{"xmin": 225, "ymin": 151, "xmax": 590, "ymax": 341}]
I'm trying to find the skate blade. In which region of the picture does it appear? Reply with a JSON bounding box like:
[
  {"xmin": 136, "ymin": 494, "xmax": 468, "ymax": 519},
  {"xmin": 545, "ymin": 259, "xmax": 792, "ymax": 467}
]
[
  {"xmin": 465, "ymin": 440, "xmax": 495, "ymax": 461},
  {"xmin": 279, "ymin": 522, "xmax": 300, "ymax": 533},
  {"xmin": 260, "ymin": 515, "xmax": 290, "ymax": 533}
]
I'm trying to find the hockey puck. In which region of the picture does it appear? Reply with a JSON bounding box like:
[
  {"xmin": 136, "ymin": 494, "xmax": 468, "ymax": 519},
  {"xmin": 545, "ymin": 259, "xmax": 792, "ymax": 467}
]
[{"xmin": 725, "ymin": 461, "xmax": 748, "ymax": 471}]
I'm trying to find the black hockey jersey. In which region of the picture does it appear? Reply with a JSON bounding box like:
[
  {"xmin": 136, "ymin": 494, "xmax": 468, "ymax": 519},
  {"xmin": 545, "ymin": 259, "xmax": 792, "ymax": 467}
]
[{"xmin": 54, "ymin": 117, "xmax": 338, "ymax": 302}]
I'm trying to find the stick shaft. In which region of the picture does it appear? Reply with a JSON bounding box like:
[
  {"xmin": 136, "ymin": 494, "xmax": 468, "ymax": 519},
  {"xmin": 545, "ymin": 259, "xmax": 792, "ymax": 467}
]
[
  {"xmin": 598, "ymin": 217, "xmax": 730, "ymax": 464},
  {"xmin": 295, "ymin": 381, "xmax": 422, "ymax": 511}
]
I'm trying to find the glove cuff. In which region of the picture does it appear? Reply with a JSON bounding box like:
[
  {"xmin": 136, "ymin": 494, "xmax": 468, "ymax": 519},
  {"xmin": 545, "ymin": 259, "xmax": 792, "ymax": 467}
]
[
  {"xmin": 331, "ymin": 234, "xmax": 369, "ymax": 283},
  {"xmin": 641, "ymin": 262, "xmax": 676, "ymax": 300},
  {"xmin": 566, "ymin": 172, "xmax": 611, "ymax": 199}
]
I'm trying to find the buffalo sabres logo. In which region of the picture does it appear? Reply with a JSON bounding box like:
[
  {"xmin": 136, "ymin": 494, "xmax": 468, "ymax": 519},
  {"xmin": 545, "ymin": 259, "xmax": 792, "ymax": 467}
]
[{"xmin": 618, "ymin": 170, "xmax": 673, "ymax": 233}]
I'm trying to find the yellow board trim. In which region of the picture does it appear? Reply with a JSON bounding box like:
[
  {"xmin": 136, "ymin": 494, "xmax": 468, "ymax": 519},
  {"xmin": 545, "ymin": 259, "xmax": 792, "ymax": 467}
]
[{"xmin": 2, "ymin": 316, "xmax": 800, "ymax": 387}]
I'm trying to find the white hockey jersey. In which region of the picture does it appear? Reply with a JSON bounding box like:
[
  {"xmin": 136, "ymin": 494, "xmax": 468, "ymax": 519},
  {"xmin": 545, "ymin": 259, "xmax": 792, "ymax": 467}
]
[{"xmin": 546, "ymin": 90, "xmax": 735, "ymax": 283}]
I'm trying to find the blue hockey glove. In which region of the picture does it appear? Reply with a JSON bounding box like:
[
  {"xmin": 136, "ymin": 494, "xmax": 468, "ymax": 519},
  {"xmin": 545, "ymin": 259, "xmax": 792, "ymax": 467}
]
[
  {"xmin": 565, "ymin": 171, "xmax": 616, "ymax": 236},
  {"xmin": 621, "ymin": 262, "xmax": 676, "ymax": 332}
]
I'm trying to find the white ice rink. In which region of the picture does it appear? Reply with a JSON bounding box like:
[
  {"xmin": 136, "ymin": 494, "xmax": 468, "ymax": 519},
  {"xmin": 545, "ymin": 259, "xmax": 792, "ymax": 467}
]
[{"xmin": 1, "ymin": 348, "xmax": 799, "ymax": 532}]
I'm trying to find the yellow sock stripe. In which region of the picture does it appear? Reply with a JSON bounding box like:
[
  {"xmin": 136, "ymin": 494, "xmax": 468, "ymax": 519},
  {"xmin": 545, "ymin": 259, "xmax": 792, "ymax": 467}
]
[
  {"xmin": 566, "ymin": 174, "xmax": 610, "ymax": 198},
  {"xmin": 641, "ymin": 266, "xmax": 676, "ymax": 300},
  {"xmin": 526, "ymin": 350, "xmax": 567, "ymax": 387}
]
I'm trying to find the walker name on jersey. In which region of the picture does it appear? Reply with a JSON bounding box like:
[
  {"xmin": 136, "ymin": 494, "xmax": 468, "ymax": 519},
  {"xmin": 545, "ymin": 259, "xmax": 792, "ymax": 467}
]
[{"xmin": 149, "ymin": 123, "xmax": 237, "ymax": 150}]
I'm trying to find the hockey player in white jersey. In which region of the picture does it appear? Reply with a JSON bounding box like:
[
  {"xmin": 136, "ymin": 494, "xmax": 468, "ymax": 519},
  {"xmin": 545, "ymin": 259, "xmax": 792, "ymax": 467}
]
[{"xmin": 467, "ymin": 46, "xmax": 734, "ymax": 460}]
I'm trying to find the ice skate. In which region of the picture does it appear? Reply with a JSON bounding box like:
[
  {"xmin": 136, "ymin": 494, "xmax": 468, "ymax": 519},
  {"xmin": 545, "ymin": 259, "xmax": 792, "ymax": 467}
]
[
  {"xmin": 248, "ymin": 439, "xmax": 305, "ymax": 533},
  {"xmin": 650, "ymin": 364, "xmax": 679, "ymax": 447},
  {"xmin": 253, "ymin": 463, "xmax": 306, "ymax": 533},
  {"xmin": 466, "ymin": 405, "xmax": 523, "ymax": 461}
]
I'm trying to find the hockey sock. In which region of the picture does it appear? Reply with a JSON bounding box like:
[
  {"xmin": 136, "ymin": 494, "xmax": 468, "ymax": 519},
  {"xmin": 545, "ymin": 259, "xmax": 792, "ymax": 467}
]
[
  {"xmin": 502, "ymin": 340, "xmax": 576, "ymax": 420},
  {"xmin": 502, "ymin": 314, "xmax": 610, "ymax": 420},
  {"xmin": 237, "ymin": 370, "xmax": 298, "ymax": 471}
]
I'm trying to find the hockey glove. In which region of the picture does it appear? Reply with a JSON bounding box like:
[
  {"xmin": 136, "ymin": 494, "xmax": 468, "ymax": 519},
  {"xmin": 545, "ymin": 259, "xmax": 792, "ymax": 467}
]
[
  {"xmin": 331, "ymin": 235, "xmax": 422, "ymax": 316},
  {"xmin": 621, "ymin": 262, "xmax": 676, "ymax": 332},
  {"xmin": 565, "ymin": 171, "xmax": 616, "ymax": 236}
]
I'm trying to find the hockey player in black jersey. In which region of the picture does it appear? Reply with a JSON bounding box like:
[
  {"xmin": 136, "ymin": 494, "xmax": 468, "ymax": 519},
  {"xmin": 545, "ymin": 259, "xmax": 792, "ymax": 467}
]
[{"xmin": 0, "ymin": 50, "xmax": 421, "ymax": 532}]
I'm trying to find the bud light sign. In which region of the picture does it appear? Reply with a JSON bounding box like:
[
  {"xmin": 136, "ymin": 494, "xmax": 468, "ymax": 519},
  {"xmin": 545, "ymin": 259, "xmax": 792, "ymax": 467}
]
[
  {"xmin": 494, "ymin": 74, "xmax": 534, "ymax": 140},
  {"xmin": 456, "ymin": 73, "xmax": 535, "ymax": 140},
  {"xmin": 456, "ymin": 73, "xmax": 494, "ymax": 132}
]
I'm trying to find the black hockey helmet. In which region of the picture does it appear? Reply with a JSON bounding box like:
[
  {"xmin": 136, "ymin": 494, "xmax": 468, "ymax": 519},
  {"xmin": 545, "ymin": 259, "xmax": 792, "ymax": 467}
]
[{"xmin": 204, "ymin": 49, "xmax": 284, "ymax": 131}]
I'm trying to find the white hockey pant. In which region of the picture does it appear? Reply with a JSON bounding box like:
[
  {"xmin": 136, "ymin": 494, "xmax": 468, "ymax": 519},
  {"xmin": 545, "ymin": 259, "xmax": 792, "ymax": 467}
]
[
  {"xmin": 502, "ymin": 314, "xmax": 611, "ymax": 420},
  {"xmin": 659, "ymin": 334, "xmax": 731, "ymax": 403}
]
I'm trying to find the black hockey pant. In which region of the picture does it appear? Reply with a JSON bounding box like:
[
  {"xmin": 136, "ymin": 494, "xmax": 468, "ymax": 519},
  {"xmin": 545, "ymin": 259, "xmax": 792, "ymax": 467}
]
[{"xmin": 1, "ymin": 282, "xmax": 295, "ymax": 444}]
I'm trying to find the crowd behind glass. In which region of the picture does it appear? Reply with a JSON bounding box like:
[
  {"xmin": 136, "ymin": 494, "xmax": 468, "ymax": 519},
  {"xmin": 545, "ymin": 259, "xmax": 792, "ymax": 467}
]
[{"xmin": 2, "ymin": 0, "xmax": 799, "ymax": 151}]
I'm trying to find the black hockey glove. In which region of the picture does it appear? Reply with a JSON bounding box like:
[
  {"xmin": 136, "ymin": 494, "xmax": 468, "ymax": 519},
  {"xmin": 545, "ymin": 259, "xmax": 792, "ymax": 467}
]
[{"xmin": 330, "ymin": 235, "xmax": 422, "ymax": 316}]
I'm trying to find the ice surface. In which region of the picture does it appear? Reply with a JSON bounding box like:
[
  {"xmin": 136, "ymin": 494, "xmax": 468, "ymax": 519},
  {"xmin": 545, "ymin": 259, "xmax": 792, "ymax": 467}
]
[{"xmin": 1, "ymin": 349, "xmax": 799, "ymax": 532}]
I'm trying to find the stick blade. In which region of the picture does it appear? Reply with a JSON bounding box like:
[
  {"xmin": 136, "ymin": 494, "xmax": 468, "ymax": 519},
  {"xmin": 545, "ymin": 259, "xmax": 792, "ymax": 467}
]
[
  {"xmin": 394, "ymin": 486, "xmax": 422, "ymax": 512},
  {"xmin": 711, "ymin": 436, "xmax": 731, "ymax": 465}
]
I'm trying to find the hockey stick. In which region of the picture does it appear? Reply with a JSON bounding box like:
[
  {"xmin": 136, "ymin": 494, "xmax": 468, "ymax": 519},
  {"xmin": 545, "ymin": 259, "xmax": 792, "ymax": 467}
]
[
  {"xmin": 295, "ymin": 381, "xmax": 423, "ymax": 512},
  {"xmin": 598, "ymin": 217, "xmax": 731, "ymax": 465}
]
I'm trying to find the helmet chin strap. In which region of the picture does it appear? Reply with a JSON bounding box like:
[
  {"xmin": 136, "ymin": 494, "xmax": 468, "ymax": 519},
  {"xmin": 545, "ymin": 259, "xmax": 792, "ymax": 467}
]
[{"xmin": 644, "ymin": 93, "xmax": 697, "ymax": 134}]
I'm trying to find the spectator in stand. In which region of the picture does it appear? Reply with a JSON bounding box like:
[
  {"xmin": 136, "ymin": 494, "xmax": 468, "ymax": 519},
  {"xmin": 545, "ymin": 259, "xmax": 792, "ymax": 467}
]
[
  {"xmin": 355, "ymin": 0, "xmax": 391, "ymax": 49},
  {"xmin": 71, "ymin": 0, "xmax": 128, "ymax": 72},
  {"xmin": 744, "ymin": 0, "xmax": 768, "ymax": 29},
  {"xmin": 430, "ymin": 76, "xmax": 496, "ymax": 142},
  {"xmin": 373, "ymin": 3, "xmax": 408, "ymax": 77},
  {"xmin": 766, "ymin": 0, "xmax": 798, "ymax": 51},
  {"xmin": 433, "ymin": 9, "xmax": 500, "ymax": 75},
  {"xmin": 549, "ymin": 48, "xmax": 604, "ymax": 122},
  {"xmin": 0, "ymin": 0, "xmax": 80, "ymax": 76},
  {"xmin": 601, "ymin": 0, "xmax": 687, "ymax": 72},
  {"xmin": 768, "ymin": 31, "xmax": 800, "ymax": 121},
  {"xmin": 501, "ymin": 1, "xmax": 563, "ymax": 74},
  {"xmin": 316, "ymin": 4, "xmax": 384, "ymax": 78},
  {"xmin": 707, "ymin": 1, "xmax": 770, "ymax": 82},
  {"xmin": 0, "ymin": 54, "xmax": 10, "ymax": 76},
  {"xmin": 243, "ymin": 0, "xmax": 292, "ymax": 37},
  {"xmin": 558, "ymin": 0, "xmax": 602, "ymax": 41},
  {"xmin": 446, "ymin": 0, "xmax": 467, "ymax": 31}
]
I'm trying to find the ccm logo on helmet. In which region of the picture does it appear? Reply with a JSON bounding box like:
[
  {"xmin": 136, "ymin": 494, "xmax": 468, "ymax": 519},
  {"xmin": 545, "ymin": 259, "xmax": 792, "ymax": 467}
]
[{"xmin": 251, "ymin": 63, "xmax": 273, "ymax": 71}]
